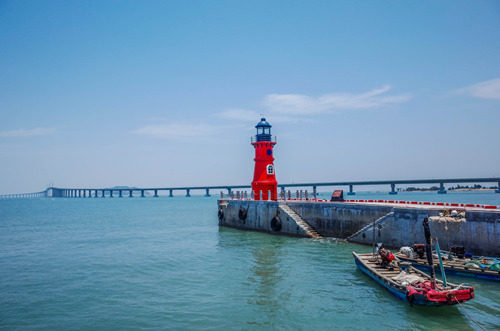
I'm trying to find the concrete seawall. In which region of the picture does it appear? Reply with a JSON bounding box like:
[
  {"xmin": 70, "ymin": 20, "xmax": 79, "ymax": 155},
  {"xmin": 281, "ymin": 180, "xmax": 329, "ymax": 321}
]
[{"xmin": 218, "ymin": 200, "xmax": 500, "ymax": 256}]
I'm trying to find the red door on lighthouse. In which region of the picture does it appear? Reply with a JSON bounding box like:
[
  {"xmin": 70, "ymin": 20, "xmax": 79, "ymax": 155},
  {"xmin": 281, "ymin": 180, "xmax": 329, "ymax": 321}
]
[{"xmin": 251, "ymin": 118, "xmax": 278, "ymax": 200}]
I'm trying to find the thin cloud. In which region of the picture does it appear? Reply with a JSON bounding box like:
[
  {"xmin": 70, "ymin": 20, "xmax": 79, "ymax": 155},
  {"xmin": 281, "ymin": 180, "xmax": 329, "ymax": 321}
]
[
  {"xmin": 455, "ymin": 78, "xmax": 500, "ymax": 100},
  {"xmin": 131, "ymin": 122, "xmax": 220, "ymax": 139},
  {"xmin": 263, "ymin": 85, "xmax": 412, "ymax": 115},
  {"xmin": 216, "ymin": 109, "xmax": 259, "ymax": 122},
  {"xmin": 216, "ymin": 109, "xmax": 303, "ymax": 123},
  {"xmin": 0, "ymin": 127, "xmax": 56, "ymax": 138}
]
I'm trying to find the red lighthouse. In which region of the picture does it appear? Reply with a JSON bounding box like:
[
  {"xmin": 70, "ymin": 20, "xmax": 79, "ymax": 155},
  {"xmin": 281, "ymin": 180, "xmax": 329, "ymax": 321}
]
[{"xmin": 251, "ymin": 118, "xmax": 278, "ymax": 200}]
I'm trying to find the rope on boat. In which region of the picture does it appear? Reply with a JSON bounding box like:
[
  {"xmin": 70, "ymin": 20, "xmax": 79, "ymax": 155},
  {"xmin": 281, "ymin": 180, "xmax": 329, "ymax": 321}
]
[{"xmin": 452, "ymin": 294, "xmax": 486, "ymax": 331}]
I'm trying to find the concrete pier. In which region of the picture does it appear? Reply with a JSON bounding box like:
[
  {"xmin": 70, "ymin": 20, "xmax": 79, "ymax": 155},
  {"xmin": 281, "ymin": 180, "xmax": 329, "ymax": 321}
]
[{"xmin": 218, "ymin": 199, "xmax": 500, "ymax": 256}]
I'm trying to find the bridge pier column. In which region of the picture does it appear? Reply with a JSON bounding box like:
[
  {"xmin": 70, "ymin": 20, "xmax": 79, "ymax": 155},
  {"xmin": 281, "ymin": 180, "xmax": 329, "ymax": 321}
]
[
  {"xmin": 438, "ymin": 183, "xmax": 447, "ymax": 194},
  {"xmin": 102, "ymin": 190, "xmax": 105, "ymax": 198},
  {"xmin": 313, "ymin": 186, "xmax": 317, "ymax": 199},
  {"xmin": 110, "ymin": 190, "xmax": 114, "ymax": 198},
  {"xmin": 79, "ymin": 190, "xmax": 82, "ymax": 198},
  {"xmin": 94, "ymin": 190, "xmax": 98, "ymax": 198},
  {"xmin": 141, "ymin": 190, "xmax": 145, "ymax": 198},
  {"xmin": 227, "ymin": 188, "xmax": 232, "ymax": 196},
  {"xmin": 389, "ymin": 183, "xmax": 397, "ymax": 195},
  {"xmin": 119, "ymin": 190, "xmax": 123, "ymax": 198},
  {"xmin": 83, "ymin": 190, "xmax": 87, "ymax": 198},
  {"xmin": 186, "ymin": 189, "xmax": 191, "ymax": 197},
  {"xmin": 348, "ymin": 184, "xmax": 355, "ymax": 195},
  {"xmin": 496, "ymin": 181, "xmax": 500, "ymax": 193},
  {"xmin": 205, "ymin": 189, "xmax": 210, "ymax": 197},
  {"xmin": 154, "ymin": 190, "xmax": 158, "ymax": 197},
  {"xmin": 169, "ymin": 189, "xmax": 173, "ymax": 197}
]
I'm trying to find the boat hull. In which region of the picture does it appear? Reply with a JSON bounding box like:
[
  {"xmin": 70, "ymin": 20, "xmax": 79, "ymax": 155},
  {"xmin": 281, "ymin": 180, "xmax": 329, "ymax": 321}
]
[{"xmin": 353, "ymin": 252, "xmax": 474, "ymax": 306}]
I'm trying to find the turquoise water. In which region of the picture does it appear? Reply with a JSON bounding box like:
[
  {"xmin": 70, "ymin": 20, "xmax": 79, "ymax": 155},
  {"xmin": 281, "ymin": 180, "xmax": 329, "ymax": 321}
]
[{"xmin": 1, "ymin": 193, "xmax": 499, "ymax": 330}]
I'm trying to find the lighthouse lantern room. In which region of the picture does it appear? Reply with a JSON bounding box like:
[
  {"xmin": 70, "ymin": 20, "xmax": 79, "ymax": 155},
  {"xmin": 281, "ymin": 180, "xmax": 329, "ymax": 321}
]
[{"xmin": 251, "ymin": 118, "xmax": 278, "ymax": 200}]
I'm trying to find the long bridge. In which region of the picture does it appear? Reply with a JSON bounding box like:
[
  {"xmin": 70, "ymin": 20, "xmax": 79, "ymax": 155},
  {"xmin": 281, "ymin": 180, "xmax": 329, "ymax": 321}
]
[{"xmin": 1, "ymin": 177, "xmax": 500, "ymax": 199}]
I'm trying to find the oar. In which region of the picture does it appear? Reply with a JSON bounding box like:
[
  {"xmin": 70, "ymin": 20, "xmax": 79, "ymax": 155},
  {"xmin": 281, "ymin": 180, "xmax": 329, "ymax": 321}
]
[{"xmin": 435, "ymin": 238, "xmax": 447, "ymax": 287}]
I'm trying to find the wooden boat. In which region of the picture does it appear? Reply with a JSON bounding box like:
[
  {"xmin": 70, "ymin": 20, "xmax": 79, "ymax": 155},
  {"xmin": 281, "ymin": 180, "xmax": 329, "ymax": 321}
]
[
  {"xmin": 394, "ymin": 252, "xmax": 500, "ymax": 282},
  {"xmin": 353, "ymin": 252, "xmax": 475, "ymax": 306}
]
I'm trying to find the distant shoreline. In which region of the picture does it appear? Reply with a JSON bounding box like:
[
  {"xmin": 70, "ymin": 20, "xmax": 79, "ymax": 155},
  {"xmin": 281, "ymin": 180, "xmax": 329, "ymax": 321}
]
[
  {"xmin": 401, "ymin": 188, "xmax": 495, "ymax": 192},
  {"xmin": 447, "ymin": 188, "xmax": 494, "ymax": 192}
]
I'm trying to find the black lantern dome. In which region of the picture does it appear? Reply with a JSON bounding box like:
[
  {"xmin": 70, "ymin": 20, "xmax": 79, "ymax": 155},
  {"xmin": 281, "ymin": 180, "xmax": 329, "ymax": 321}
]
[{"xmin": 255, "ymin": 118, "xmax": 272, "ymax": 142}]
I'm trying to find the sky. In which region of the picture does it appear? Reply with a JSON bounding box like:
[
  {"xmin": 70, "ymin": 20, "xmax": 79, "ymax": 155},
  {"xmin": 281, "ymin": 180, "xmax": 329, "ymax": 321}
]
[{"xmin": 1, "ymin": 0, "xmax": 500, "ymax": 195}]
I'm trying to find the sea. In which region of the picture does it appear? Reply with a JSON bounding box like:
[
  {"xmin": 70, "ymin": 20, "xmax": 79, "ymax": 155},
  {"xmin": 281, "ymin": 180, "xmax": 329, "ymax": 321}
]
[{"xmin": 1, "ymin": 191, "xmax": 499, "ymax": 330}]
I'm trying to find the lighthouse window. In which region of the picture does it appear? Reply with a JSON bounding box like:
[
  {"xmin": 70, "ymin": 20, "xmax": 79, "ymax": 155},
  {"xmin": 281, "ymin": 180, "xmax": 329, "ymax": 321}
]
[
  {"xmin": 267, "ymin": 164, "xmax": 274, "ymax": 175},
  {"xmin": 264, "ymin": 128, "xmax": 270, "ymax": 134}
]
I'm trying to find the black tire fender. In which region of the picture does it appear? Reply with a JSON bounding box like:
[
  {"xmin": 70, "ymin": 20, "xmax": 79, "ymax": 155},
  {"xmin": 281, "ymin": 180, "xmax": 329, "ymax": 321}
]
[
  {"xmin": 238, "ymin": 207, "xmax": 248, "ymax": 220},
  {"xmin": 271, "ymin": 216, "xmax": 282, "ymax": 231}
]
